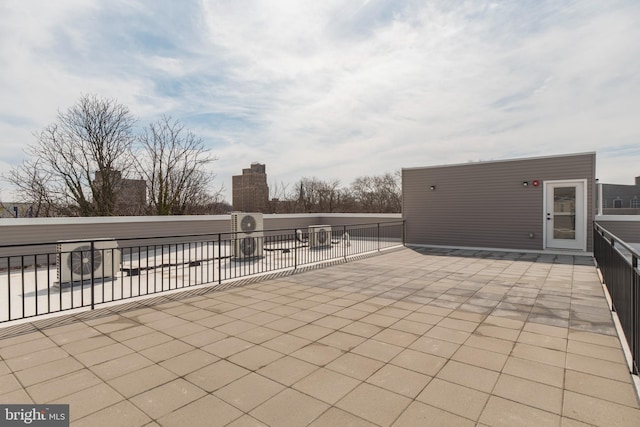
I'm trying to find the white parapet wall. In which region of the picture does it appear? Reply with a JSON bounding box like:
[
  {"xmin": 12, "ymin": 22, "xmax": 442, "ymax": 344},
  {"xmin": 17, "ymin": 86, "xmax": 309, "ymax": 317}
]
[{"xmin": 0, "ymin": 213, "xmax": 402, "ymax": 259}]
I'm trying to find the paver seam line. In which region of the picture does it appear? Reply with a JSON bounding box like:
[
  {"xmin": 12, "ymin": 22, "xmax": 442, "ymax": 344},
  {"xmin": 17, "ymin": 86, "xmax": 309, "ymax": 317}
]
[
  {"xmin": 4, "ymin": 249, "xmax": 637, "ymax": 426},
  {"xmin": 0, "ymin": 249, "xmax": 400, "ymax": 340},
  {"xmin": 322, "ymin": 380, "xmax": 413, "ymax": 427},
  {"xmin": 75, "ymin": 383, "xmax": 248, "ymax": 427},
  {"xmin": 464, "ymin": 254, "xmax": 562, "ymax": 423},
  {"xmin": 250, "ymin": 312, "xmax": 424, "ymax": 423},
  {"xmin": 17, "ymin": 353, "xmax": 130, "ymax": 422},
  {"xmin": 85, "ymin": 350, "xmax": 264, "ymax": 424},
  {"xmin": 7, "ymin": 305, "xmax": 222, "ymax": 408},
  {"xmin": 7, "ymin": 334, "xmax": 98, "ymax": 402},
  {"xmin": 244, "ymin": 251, "xmax": 632, "ymax": 427},
  {"xmin": 14, "ymin": 310, "xmax": 175, "ymax": 411},
  {"xmin": 325, "ymin": 251, "xmax": 549, "ymax": 424},
  {"xmin": 318, "ymin": 340, "xmax": 444, "ymax": 422},
  {"xmin": 561, "ymin": 368, "xmax": 640, "ymax": 410}
]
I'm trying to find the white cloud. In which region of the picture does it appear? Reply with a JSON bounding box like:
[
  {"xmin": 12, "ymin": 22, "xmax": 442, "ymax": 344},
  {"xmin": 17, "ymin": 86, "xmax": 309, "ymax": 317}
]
[{"xmin": 1, "ymin": 0, "xmax": 639, "ymax": 201}]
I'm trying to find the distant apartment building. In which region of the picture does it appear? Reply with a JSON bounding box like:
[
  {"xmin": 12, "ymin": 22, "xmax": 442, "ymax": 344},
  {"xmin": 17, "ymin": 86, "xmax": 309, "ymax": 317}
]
[
  {"xmin": 0, "ymin": 202, "xmax": 37, "ymax": 218},
  {"xmin": 600, "ymin": 176, "xmax": 640, "ymax": 214},
  {"xmin": 232, "ymin": 163, "xmax": 269, "ymax": 213},
  {"xmin": 94, "ymin": 169, "xmax": 147, "ymax": 215}
]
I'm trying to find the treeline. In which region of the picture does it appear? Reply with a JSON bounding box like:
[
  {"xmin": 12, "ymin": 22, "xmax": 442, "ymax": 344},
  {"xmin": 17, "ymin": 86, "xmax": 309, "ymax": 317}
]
[
  {"xmin": 3, "ymin": 94, "xmax": 226, "ymax": 217},
  {"xmin": 3, "ymin": 94, "xmax": 400, "ymax": 217},
  {"xmin": 269, "ymin": 172, "xmax": 401, "ymax": 213}
]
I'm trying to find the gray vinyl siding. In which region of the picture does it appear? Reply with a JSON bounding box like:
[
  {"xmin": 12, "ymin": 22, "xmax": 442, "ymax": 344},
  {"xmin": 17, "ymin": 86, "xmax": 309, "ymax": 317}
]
[
  {"xmin": 595, "ymin": 219, "xmax": 640, "ymax": 243},
  {"xmin": 402, "ymin": 153, "xmax": 595, "ymax": 251}
]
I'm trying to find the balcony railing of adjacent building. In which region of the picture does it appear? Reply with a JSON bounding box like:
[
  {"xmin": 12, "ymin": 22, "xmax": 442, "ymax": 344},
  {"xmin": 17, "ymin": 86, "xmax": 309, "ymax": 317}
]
[
  {"xmin": 593, "ymin": 222, "xmax": 640, "ymax": 375},
  {"xmin": 0, "ymin": 221, "xmax": 404, "ymax": 323}
]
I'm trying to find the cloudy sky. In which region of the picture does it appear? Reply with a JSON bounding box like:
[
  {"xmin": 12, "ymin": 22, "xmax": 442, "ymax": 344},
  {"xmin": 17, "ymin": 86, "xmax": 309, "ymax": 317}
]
[{"xmin": 1, "ymin": 0, "xmax": 639, "ymax": 202}]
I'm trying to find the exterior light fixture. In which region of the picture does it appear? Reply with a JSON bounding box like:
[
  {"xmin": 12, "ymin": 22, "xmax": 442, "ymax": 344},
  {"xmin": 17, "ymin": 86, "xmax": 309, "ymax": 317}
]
[
  {"xmin": 522, "ymin": 181, "xmax": 529, "ymax": 187},
  {"xmin": 429, "ymin": 185, "xmax": 436, "ymax": 191},
  {"xmin": 532, "ymin": 180, "xmax": 540, "ymax": 187}
]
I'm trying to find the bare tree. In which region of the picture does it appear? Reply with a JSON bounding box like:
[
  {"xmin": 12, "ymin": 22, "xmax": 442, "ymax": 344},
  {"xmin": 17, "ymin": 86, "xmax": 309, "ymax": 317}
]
[
  {"xmin": 258, "ymin": 171, "xmax": 401, "ymax": 213},
  {"xmin": 289, "ymin": 177, "xmax": 344, "ymax": 212},
  {"xmin": 135, "ymin": 116, "xmax": 219, "ymax": 215},
  {"xmin": 350, "ymin": 172, "xmax": 401, "ymax": 213},
  {"xmin": 7, "ymin": 94, "xmax": 136, "ymax": 216},
  {"xmin": 5, "ymin": 159, "xmax": 59, "ymax": 216},
  {"xmin": 268, "ymin": 180, "xmax": 291, "ymax": 213}
]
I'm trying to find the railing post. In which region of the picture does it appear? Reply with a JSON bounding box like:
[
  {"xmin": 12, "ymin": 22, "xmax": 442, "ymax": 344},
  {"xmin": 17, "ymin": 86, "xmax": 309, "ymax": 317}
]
[
  {"xmin": 633, "ymin": 254, "xmax": 638, "ymax": 375},
  {"xmin": 294, "ymin": 228, "xmax": 298, "ymax": 270},
  {"xmin": 610, "ymin": 235, "xmax": 617, "ymax": 313},
  {"xmin": 218, "ymin": 234, "xmax": 222, "ymax": 285},
  {"xmin": 90, "ymin": 240, "xmax": 95, "ymax": 310},
  {"xmin": 7, "ymin": 257, "xmax": 12, "ymax": 320},
  {"xmin": 344, "ymin": 225, "xmax": 347, "ymax": 261},
  {"xmin": 377, "ymin": 223, "xmax": 380, "ymax": 252},
  {"xmin": 402, "ymin": 220, "xmax": 406, "ymax": 246},
  {"xmin": 20, "ymin": 256, "xmax": 25, "ymax": 317},
  {"xmin": 23, "ymin": 256, "xmax": 30, "ymax": 316}
]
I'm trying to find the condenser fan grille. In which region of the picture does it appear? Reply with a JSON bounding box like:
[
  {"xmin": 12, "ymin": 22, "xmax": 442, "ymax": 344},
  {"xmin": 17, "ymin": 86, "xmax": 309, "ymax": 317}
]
[
  {"xmin": 68, "ymin": 245, "xmax": 103, "ymax": 276},
  {"xmin": 240, "ymin": 215, "xmax": 257, "ymax": 233},
  {"xmin": 240, "ymin": 238, "xmax": 257, "ymax": 256},
  {"xmin": 317, "ymin": 231, "xmax": 328, "ymax": 244}
]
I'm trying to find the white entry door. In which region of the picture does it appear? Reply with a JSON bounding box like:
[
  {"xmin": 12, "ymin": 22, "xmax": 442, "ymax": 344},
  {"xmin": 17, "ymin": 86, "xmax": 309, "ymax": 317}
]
[{"xmin": 544, "ymin": 180, "xmax": 587, "ymax": 250}]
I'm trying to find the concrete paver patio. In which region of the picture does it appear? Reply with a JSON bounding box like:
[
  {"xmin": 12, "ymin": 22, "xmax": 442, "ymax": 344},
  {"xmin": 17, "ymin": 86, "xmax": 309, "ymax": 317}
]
[{"xmin": 1, "ymin": 247, "xmax": 639, "ymax": 426}]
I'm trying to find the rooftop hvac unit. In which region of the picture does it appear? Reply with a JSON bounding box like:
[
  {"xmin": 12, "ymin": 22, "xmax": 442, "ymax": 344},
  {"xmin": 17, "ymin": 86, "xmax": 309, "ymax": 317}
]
[
  {"xmin": 309, "ymin": 225, "xmax": 332, "ymax": 248},
  {"xmin": 231, "ymin": 212, "xmax": 264, "ymax": 259},
  {"xmin": 57, "ymin": 239, "xmax": 121, "ymax": 284}
]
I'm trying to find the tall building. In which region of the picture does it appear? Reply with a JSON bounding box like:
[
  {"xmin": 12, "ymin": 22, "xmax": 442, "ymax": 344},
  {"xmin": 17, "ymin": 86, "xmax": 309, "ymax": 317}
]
[
  {"xmin": 232, "ymin": 163, "xmax": 269, "ymax": 213},
  {"xmin": 94, "ymin": 169, "xmax": 147, "ymax": 215}
]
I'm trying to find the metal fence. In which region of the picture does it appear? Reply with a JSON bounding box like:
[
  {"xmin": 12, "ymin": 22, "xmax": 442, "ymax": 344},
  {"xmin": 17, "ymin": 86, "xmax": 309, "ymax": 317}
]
[
  {"xmin": 0, "ymin": 221, "xmax": 404, "ymax": 323},
  {"xmin": 593, "ymin": 222, "xmax": 639, "ymax": 375}
]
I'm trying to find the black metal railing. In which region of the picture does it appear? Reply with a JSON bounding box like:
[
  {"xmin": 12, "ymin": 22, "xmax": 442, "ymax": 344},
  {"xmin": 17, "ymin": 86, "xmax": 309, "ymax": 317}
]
[
  {"xmin": 0, "ymin": 221, "xmax": 404, "ymax": 323},
  {"xmin": 593, "ymin": 223, "xmax": 639, "ymax": 374}
]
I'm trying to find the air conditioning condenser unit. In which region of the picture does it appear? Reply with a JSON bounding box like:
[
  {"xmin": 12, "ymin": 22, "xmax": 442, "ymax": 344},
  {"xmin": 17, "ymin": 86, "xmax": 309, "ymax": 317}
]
[
  {"xmin": 309, "ymin": 225, "xmax": 332, "ymax": 248},
  {"xmin": 57, "ymin": 239, "xmax": 121, "ymax": 284},
  {"xmin": 231, "ymin": 213, "xmax": 264, "ymax": 259}
]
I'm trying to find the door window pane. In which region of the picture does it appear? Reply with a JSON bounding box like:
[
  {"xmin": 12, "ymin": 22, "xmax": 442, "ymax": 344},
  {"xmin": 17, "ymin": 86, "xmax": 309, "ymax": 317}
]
[{"xmin": 554, "ymin": 187, "xmax": 576, "ymax": 239}]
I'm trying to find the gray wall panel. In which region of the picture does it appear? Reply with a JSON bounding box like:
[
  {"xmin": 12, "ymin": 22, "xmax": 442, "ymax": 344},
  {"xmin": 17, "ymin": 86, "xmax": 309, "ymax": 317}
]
[
  {"xmin": 402, "ymin": 153, "xmax": 595, "ymax": 251},
  {"xmin": 595, "ymin": 219, "xmax": 640, "ymax": 243}
]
